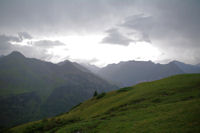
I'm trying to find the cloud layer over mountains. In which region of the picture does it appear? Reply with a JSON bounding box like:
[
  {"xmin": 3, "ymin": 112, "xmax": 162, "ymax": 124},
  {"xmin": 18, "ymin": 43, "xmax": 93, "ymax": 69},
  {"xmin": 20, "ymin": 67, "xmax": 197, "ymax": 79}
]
[{"xmin": 0, "ymin": 0, "xmax": 199, "ymax": 65}]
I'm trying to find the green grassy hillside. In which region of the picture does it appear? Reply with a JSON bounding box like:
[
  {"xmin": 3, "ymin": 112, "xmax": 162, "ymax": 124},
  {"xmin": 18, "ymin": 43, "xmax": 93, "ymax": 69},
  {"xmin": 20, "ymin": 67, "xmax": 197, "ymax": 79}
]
[{"xmin": 9, "ymin": 74, "xmax": 200, "ymax": 133}]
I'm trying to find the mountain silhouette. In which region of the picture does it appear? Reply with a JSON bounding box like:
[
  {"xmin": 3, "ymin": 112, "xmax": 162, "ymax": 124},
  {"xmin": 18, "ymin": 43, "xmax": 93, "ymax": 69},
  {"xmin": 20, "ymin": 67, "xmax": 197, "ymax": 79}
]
[
  {"xmin": 0, "ymin": 51, "xmax": 117, "ymax": 128},
  {"xmin": 95, "ymin": 60, "xmax": 200, "ymax": 87}
]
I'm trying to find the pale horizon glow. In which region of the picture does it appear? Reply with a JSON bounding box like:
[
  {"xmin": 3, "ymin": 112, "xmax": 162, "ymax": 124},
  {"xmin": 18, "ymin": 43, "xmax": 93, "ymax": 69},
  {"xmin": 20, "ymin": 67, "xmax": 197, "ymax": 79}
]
[{"xmin": 45, "ymin": 35, "xmax": 162, "ymax": 67}]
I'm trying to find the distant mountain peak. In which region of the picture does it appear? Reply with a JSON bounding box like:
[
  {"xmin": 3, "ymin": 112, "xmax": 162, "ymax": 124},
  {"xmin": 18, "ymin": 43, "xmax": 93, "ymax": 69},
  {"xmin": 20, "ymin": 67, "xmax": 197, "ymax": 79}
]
[
  {"xmin": 9, "ymin": 51, "xmax": 25, "ymax": 58},
  {"xmin": 170, "ymin": 60, "xmax": 185, "ymax": 65},
  {"xmin": 57, "ymin": 60, "xmax": 72, "ymax": 66},
  {"xmin": 170, "ymin": 60, "xmax": 180, "ymax": 63},
  {"xmin": 57, "ymin": 60, "xmax": 92, "ymax": 73}
]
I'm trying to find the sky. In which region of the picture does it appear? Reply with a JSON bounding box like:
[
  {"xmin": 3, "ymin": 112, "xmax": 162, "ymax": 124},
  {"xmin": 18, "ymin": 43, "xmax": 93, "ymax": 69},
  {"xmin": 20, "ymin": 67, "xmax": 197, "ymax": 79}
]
[{"xmin": 0, "ymin": 0, "xmax": 200, "ymax": 67}]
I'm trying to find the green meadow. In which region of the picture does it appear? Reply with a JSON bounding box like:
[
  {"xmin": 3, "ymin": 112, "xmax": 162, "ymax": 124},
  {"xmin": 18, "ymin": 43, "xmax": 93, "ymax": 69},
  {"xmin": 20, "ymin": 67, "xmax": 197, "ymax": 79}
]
[{"xmin": 9, "ymin": 74, "xmax": 200, "ymax": 133}]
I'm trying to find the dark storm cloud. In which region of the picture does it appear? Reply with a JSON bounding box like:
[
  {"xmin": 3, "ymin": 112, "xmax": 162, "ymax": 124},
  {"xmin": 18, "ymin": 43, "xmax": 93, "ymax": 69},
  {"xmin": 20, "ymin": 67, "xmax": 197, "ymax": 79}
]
[
  {"xmin": 139, "ymin": 33, "xmax": 151, "ymax": 43},
  {"xmin": 0, "ymin": 34, "xmax": 21, "ymax": 54},
  {"xmin": 119, "ymin": 14, "xmax": 153, "ymax": 43},
  {"xmin": 120, "ymin": 14, "xmax": 153, "ymax": 32},
  {"xmin": 136, "ymin": 0, "xmax": 200, "ymax": 63},
  {"xmin": 0, "ymin": 35, "xmax": 13, "ymax": 54},
  {"xmin": 0, "ymin": 34, "xmax": 61, "ymax": 60},
  {"xmin": 101, "ymin": 29, "xmax": 133, "ymax": 46},
  {"xmin": 139, "ymin": 0, "xmax": 200, "ymax": 46},
  {"xmin": 0, "ymin": 0, "xmax": 136, "ymax": 35},
  {"xmin": 102, "ymin": 14, "xmax": 152, "ymax": 45},
  {"xmin": 102, "ymin": 0, "xmax": 200, "ymax": 63},
  {"xmin": 102, "ymin": 14, "xmax": 153, "ymax": 45},
  {"xmin": 0, "ymin": 0, "xmax": 199, "ymax": 64},
  {"xmin": 0, "ymin": 34, "xmax": 21, "ymax": 43},
  {"xmin": 0, "ymin": 32, "xmax": 32, "ymax": 54},
  {"xmin": 18, "ymin": 32, "xmax": 32, "ymax": 40}
]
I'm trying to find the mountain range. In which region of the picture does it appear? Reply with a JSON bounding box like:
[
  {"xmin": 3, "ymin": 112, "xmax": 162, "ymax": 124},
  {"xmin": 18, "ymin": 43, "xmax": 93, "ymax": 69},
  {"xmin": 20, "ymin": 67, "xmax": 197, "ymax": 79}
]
[
  {"xmin": 0, "ymin": 51, "xmax": 117, "ymax": 129},
  {"xmin": 92, "ymin": 60, "xmax": 200, "ymax": 87},
  {"xmin": 1, "ymin": 51, "xmax": 200, "ymax": 130}
]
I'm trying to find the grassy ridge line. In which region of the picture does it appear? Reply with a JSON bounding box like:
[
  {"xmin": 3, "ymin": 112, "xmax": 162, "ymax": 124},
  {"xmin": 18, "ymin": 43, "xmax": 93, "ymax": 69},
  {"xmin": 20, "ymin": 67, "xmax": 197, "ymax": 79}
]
[{"xmin": 10, "ymin": 74, "xmax": 200, "ymax": 133}]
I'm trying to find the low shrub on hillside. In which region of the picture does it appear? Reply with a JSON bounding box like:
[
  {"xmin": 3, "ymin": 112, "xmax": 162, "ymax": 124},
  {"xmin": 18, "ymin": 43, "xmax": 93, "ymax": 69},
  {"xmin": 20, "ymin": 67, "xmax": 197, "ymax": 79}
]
[
  {"xmin": 117, "ymin": 87, "xmax": 132, "ymax": 92},
  {"xmin": 96, "ymin": 92, "xmax": 106, "ymax": 99}
]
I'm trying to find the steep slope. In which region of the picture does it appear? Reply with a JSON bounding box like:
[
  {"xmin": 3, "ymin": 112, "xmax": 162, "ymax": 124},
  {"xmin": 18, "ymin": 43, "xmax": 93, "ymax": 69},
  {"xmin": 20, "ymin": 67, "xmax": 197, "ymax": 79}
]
[
  {"xmin": 0, "ymin": 51, "xmax": 117, "ymax": 129},
  {"xmin": 97, "ymin": 60, "xmax": 184, "ymax": 87},
  {"xmin": 10, "ymin": 74, "xmax": 200, "ymax": 133}
]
